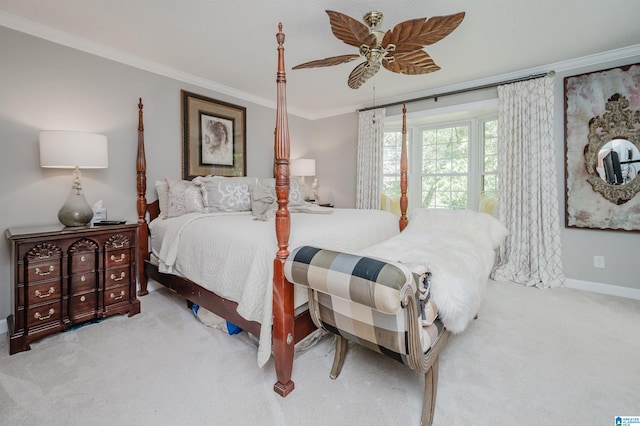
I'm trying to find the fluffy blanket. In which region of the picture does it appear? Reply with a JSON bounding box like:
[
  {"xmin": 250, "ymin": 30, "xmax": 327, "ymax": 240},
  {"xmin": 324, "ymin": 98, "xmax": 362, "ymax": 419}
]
[{"xmin": 359, "ymin": 209, "xmax": 508, "ymax": 334}]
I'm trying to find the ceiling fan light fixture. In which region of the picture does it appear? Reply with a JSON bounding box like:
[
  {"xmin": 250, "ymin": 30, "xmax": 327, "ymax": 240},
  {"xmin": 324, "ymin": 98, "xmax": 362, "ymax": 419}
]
[{"xmin": 293, "ymin": 9, "xmax": 465, "ymax": 89}]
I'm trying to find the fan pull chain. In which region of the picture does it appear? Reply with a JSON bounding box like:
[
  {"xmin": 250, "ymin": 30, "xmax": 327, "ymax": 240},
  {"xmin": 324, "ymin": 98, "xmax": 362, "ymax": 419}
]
[{"xmin": 371, "ymin": 84, "xmax": 377, "ymax": 124}]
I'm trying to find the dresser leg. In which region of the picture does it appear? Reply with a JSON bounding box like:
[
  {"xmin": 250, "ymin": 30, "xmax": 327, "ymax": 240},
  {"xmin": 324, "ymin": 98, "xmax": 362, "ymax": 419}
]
[
  {"xmin": 128, "ymin": 299, "xmax": 141, "ymax": 316},
  {"xmin": 7, "ymin": 315, "xmax": 31, "ymax": 355}
]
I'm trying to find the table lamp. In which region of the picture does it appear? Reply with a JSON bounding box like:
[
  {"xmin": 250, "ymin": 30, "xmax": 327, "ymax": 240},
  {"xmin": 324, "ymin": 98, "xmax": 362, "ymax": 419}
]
[
  {"xmin": 39, "ymin": 131, "xmax": 108, "ymax": 227},
  {"xmin": 290, "ymin": 158, "xmax": 317, "ymax": 201}
]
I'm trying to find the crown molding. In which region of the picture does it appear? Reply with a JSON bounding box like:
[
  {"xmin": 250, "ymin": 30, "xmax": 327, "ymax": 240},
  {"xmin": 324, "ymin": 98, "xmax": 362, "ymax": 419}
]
[
  {"xmin": 350, "ymin": 44, "xmax": 640, "ymax": 116},
  {"xmin": 0, "ymin": 11, "xmax": 313, "ymax": 119},
  {"xmin": 2, "ymin": 10, "xmax": 638, "ymax": 121}
]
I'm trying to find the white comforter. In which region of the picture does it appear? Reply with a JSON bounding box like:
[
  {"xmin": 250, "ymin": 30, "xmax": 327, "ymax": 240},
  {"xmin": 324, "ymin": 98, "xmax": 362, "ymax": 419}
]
[{"xmin": 150, "ymin": 207, "xmax": 399, "ymax": 367}]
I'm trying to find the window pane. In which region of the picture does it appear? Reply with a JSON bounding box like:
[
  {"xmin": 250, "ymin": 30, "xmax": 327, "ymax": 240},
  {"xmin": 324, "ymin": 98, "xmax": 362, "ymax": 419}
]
[
  {"xmin": 482, "ymin": 119, "xmax": 499, "ymax": 201},
  {"xmin": 383, "ymin": 130, "xmax": 403, "ymax": 199},
  {"xmin": 383, "ymin": 176, "xmax": 401, "ymax": 197},
  {"xmin": 421, "ymin": 124, "xmax": 469, "ymax": 210},
  {"xmin": 483, "ymin": 120, "xmax": 498, "ymax": 174}
]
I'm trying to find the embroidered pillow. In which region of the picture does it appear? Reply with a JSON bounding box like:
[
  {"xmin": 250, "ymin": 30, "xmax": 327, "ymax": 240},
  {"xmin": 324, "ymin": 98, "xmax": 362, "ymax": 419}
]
[
  {"xmin": 251, "ymin": 181, "xmax": 277, "ymax": 221},
  {"xmin": 165, "ymin": 178, "xmax": 205, "ymax": 218},
  {"xmin": 258, "ymin": 177, "xmax": 305, "ymax": 206},
  {"xmin": 195, "ymin": 176, "xmax": 258, "ymax": 212}
]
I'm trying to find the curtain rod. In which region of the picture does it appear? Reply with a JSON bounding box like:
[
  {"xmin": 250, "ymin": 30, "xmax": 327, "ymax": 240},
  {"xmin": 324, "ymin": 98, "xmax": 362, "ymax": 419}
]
[{"xmin": 357, "ymin": 71, "xmax": 555, "ymax": 112}]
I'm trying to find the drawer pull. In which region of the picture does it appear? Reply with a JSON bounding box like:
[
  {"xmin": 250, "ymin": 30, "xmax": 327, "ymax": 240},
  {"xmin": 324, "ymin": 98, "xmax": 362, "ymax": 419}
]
[
  {"xmin": 34, "ymin": 308, "xmax": 55, "ymax": 321},
  {"xmin": 80, "ymin": 255, "xmax": 86, "ymax": 262},
  {"xmin": 81, "ymin": 275, "xmax": 86, "ymax": 282},
  {"xmin": 34, "ymin": 287, "xmax": 55, "ymax": 298},
  {"xmin": 111, "ymin": 272, "xmax": 126, "ymax": 281},
  {"xmin": 111, "ymin": 254, "xmax": 126, "ymax": 263},
  {"xmin": 35, "ymin": 265, "xmax": 55, "ymax": 276},
  {"xmin": 113, "ymin": 242, "xmax": 124, "ymax": 249},
  {"xmin": 80, "ymin": 295, "xmax": 86, "ymax": 302},
  {"xmin": 110, "ymin": 290, "xmax": 125, "ymax": 300}
]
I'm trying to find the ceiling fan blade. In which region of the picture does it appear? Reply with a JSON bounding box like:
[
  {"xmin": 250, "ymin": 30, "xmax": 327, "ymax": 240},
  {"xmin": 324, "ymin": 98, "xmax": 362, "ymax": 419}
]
[
  {"xmin": 347, "ymin": 61, "xmax": 381, "ymax": 89},
  {"xmin": 292, "ymin": 54, "xmax": 360, "ymax": 70},
  {"xmin": 383, "ymin": 50, "xmax": 440, "ymax": 75},
  {"xmin": 382, "ymin": 12, "xmax": 465, "ymax": 53},
  {"xmin": 326, "ymin": 10, "xmax": 378, "ymax": 49}
]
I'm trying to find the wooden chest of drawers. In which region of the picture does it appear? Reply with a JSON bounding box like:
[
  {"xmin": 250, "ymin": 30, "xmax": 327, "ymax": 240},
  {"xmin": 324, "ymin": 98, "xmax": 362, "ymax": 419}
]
[{"xmin": 6, "ymin": 224, "xmax": 141, "ymax": 355}]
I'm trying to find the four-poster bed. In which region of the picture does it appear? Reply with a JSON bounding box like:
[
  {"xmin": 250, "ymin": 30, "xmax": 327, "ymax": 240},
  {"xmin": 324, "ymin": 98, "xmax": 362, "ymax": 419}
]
[{"xmin": 134, "ymin": 24, "xmax": 410, "ymax": 397}]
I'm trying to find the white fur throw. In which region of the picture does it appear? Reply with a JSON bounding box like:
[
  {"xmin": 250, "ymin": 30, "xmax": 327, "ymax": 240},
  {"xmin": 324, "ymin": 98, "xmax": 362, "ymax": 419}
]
[{"xmin": 359, "ymin": 209, "xmax": 509, "ymax": 334}]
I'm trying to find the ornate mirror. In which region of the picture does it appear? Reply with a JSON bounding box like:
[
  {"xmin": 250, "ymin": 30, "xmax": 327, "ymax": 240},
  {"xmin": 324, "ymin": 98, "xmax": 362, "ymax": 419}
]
[{"xmin": 584, "ymin": 93, "xmax": 640, "ymax": 205}]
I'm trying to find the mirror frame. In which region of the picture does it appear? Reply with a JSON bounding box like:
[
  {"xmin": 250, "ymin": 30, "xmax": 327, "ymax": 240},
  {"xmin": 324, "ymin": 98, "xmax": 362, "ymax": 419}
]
[
  {"xmin": 564, "ymin": 62, "xmax": 640, "ymax": 232},
  {"xmin": 584, "ymin": 94, "xmax": 640, "ymax": 205}
]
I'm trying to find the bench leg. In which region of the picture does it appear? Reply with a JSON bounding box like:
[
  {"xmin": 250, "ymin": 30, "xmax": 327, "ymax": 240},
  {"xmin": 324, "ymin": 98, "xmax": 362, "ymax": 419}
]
[
  {"xmin": 421, "ymin": 356, "xmax": 440, "ymax": 426},
  {"xmin": 330, "ymin": 335, "xmax": 348, "ymax": 379}
]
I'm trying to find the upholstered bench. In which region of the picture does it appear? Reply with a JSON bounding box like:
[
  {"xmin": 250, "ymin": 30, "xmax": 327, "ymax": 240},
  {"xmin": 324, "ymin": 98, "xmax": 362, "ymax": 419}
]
[{"xmin": 285, "ymin": 246, "xmax": 449, "ymax": 426}]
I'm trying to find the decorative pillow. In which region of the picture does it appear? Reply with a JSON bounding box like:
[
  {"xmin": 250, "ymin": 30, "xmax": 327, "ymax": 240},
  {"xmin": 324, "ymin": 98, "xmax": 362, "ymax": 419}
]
[
  {"xmin": 155, "ymin": 180, "xmax": 169, "ymax": 219},
  {"xmin": 380, "ymin": 193, "xmax": 401, "ymax": 217},
  {"xmin": 165, "ymin": 177, "xmax": 205, "ymax": 218},
  {"xmin": 251, "ymin": 182, "xmax": 277, "ymax": 221},
  {"xmin": 258, "ymin": 177, "xmax": 305, "ymax": 206},
  {"xmin": 479, "ymin": 193, "xmax": 498, "ymax": 217},
  {"xmin": 194, "ymin": 176, "xmax": 258, "ymax": 212}
]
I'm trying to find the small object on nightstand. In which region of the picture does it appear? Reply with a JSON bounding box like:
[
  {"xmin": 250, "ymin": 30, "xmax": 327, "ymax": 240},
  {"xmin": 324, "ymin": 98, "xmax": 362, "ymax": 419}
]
[{"xmin": 94, "ymin": 220, "xmax": 127, "ymax": 226}]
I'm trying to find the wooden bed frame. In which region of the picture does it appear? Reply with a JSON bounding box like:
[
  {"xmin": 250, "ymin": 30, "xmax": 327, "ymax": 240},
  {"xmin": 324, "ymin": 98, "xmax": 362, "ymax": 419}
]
[{"xmin": 134, "ymin": 23, "xmax": 408, "ymax": 397}]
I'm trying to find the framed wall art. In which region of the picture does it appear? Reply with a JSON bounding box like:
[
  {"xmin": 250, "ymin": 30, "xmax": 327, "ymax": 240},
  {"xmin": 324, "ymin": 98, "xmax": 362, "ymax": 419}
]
[
  {"xmin": 181, "ymin": 90, "xmax": 246, "ymax": 179},
  {"xmin": 564, "ymin": 63, "xmax": 640, "ymax": 232}
]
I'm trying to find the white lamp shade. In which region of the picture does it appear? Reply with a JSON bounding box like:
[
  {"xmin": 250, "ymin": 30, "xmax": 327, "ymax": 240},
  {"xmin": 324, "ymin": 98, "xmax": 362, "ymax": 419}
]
[
  {"xmin": 290, "ymin": 158, "xmax": 315, "ymax": 176},
  {"xmin": 39, "ymin": 131, "xmax": 108, "ymax": 169}
]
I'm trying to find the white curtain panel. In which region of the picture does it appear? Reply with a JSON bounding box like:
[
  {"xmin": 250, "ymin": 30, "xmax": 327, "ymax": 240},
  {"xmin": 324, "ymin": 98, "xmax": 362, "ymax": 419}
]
[
  {"xmin": 356, "ymin": 108, "xmax": 386, "ymax": 209},
  {"xmin": 492, "ymin": 76, "xmax": 565, "ymax": 288}
]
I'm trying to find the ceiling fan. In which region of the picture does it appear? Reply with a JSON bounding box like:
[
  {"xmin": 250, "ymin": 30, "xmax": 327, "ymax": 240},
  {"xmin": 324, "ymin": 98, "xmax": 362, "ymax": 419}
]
[{"xmin": 293, "ymin": 10, "xmax": 465, "ymax": 89}]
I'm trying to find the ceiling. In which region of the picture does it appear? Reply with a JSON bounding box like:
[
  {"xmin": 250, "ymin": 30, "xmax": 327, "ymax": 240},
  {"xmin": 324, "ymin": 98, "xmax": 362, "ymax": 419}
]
[{"xmin": 1, "ymin": 1, "xmax": 639, "ymax": 119}]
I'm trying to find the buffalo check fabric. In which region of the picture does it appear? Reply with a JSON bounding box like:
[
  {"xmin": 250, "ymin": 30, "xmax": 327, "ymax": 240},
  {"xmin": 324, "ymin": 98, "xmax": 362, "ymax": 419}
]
[{"xmin": 285, "ymin": 246, "xmax": 445, "ymax": 366}]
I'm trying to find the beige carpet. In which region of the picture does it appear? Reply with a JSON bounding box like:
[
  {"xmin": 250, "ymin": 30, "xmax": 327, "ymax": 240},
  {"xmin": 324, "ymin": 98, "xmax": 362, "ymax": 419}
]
[{"xmin": 1, "ymin": 280, "xmax": 639, "ymax": 425}]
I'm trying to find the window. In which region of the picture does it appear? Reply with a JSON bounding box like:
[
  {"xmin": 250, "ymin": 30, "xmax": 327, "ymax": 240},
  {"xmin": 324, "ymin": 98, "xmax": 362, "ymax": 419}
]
[{"xmin": 383, "ymin": 100, "xmax": 498, "ymax": 213}]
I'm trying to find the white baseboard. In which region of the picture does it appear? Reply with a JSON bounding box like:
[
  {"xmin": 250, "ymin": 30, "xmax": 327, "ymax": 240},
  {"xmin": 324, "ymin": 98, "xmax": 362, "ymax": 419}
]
[
  {"xmin": 565, "ymin": 278, "xmax": 640, "ymax": 300},
  {"xmin": 0, "ymin": 318, "xmax": 7, "ymax": 335}
]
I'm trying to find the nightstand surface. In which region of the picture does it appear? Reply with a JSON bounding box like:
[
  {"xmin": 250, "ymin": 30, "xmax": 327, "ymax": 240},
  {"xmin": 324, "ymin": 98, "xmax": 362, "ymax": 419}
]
[{"xmin": 6, "ymin": 223, "xmax": 133, "ymax": 240}]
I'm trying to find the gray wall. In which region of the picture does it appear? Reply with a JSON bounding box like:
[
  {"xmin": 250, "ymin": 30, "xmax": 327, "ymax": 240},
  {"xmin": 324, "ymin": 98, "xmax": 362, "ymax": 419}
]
[
  {"xmin": 1, "ymin": 26, "xmax": 638, "ymax": 327},
  {"xmin": 0, "ymin": 27, "xmax": 318, "ymax": 323}
]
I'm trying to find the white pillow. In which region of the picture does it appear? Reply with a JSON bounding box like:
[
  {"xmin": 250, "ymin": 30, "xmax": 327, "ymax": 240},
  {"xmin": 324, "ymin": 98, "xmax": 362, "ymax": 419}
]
[
  {"xmin": 194, "ymin": 176, "xmax": 258, "ymax": 212},
  {"xmin": 251, "ymin": 181, "xmax": 277, "ymax": 221},
  {"xmin": 165, "ymin": 177, "xmax": 205, "ymax": 218}
]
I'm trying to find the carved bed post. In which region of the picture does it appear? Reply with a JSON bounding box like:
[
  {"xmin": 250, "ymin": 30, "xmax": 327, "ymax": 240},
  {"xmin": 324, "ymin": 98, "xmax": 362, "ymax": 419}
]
[
  {"xmin": 136, "ymin": 98, "xmax": 150, "ymax": 296},
  {"xmin": 399, "ymin": 103, "xmax": 408, "ymax": 231},
  {"xmin": 272, "ymin": 23, "xmax": 295, "ymax": 397}
]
